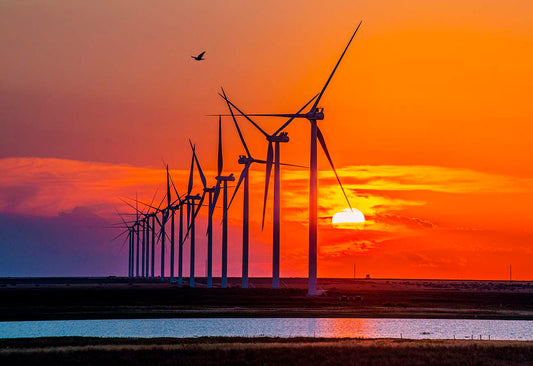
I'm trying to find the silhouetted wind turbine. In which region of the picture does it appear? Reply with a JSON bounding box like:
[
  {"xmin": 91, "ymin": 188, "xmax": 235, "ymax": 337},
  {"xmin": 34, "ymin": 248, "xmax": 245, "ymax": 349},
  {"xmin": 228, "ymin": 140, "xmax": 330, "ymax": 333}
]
[
  {"xmin": 222, "ymin": 91, "xmax": 307, "ymax": 289},
  {"xmin": 188, "ymin": 142, "xmax": 216, "ymax": 288},
  {"xmin": 181, "ymin": 144, "xmax": 203, "ymax": 287},
  {"xmin": 212, "ymin": 116, "xmax": 235, "ymax": 288},
  {"xmin": 113, "ymin": 210, "xmax": 135, "ymax": 277},
  {"xmin": 221, "ymin": 21, "xmax": 361, "ymax": 295},
  {"xmin": 135, "ymin": 195, "xmax": 140, "ymax": 277},
  {"xmin": 130, "ymin": 195, "xmax": 167, "ymax": 280},
  {"xmin": 167, "ymin": 172, "xmax": 185, "ymax": 285},
  {"xmin": 166, "ymin": 167, "xmax": 185, "ymax": 284},
  {"xmin": 192, "ymin": 51, "xmax": 206, "ymax": 61},
  {"xmin": 220, "ymin": 91, "xmax": 317, "ymax": 289}
]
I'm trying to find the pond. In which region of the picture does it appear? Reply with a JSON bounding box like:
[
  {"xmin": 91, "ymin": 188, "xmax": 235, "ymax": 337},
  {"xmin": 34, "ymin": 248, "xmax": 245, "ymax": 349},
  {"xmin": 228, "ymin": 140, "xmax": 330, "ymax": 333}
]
[{"xmin": 1, "ymin": 318, "xmax": 532, "ymax": 340}]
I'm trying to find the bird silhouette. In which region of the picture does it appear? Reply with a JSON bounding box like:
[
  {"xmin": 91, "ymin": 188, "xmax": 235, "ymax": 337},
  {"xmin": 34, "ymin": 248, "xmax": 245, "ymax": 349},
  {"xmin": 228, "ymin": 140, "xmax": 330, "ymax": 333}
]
[{"xmin": 191, "ymin": 51, "xmax": 206, "ymax": 61}]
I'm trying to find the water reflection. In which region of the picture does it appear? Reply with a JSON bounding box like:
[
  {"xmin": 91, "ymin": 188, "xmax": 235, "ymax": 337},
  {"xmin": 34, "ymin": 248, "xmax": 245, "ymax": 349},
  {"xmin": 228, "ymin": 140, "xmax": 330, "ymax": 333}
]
[
  {"xmin": 313, "ymin": 318, "xmax": 373, "ymax": 338},
  {"xmin": 0, "ymin": 318, "xmax": 532, "ymax": 340}
]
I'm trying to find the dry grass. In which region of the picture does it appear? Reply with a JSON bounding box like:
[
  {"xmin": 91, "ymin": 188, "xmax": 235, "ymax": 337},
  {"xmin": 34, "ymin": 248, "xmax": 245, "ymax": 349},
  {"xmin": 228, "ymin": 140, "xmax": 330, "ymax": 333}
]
[{"xmin": 1, "ymin": 337, "xmax": 533, "ymax": 365}]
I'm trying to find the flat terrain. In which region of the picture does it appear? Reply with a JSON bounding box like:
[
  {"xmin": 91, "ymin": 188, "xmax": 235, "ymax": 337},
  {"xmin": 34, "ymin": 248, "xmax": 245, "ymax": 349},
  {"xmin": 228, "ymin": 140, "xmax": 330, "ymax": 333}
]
[
  {"xmin": 1, "ymin": 337, "xmax": 533, "ymax": 365},
  {"xmin": 1, "ymin": 277, "xmax": 533, "ymax": 321}
]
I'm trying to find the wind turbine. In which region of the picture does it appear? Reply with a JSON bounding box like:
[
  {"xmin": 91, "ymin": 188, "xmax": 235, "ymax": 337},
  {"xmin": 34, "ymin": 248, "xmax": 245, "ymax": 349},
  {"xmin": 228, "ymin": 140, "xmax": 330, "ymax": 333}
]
[
  {"xmin": 113, "ymin": 210, "xmax": 136, "ymax": 278},
  {"xmin": 135, "ymin": 197, "xmax": 140, "ymax": 278},
  {"xmin": 121, "ymin": 191, "xmax": 161, "ymax": 279},
  {"xmin": 212, "ymin": 116, "xmax": 235, "ymax": 289},
  {"xmin": 166, "ymin": 166, "xmax": 185, "ymax": 284},
  {"xmin": 180, "ymin": 144, "xmax": 203, "ymax": 287},
  {"xmin": 220, "ymin": 90, "xmax": 317, "ymax": 289},
  {"xmin": 222, "ymin": 93, "xmax": 307, "ymax": 289},
  {"xmin": 188, "ymin": 142, "xmax": 216, "ymax": 288},
  {"xmin": 184, "ymin": 117, "xmax": 234, "ymax": 288},
  {"xmin": 140, "ymin": 218, "xmax": 146, "ymax": 277},
  {"xmin": 221, "ymin": 21, "xmax": 362, "ymax": 295}
]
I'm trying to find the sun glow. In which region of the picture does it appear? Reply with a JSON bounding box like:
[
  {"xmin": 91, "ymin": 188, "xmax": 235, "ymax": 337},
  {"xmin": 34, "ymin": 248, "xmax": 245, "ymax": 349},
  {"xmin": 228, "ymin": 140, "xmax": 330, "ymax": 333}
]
[{"xmin": 332, "ymin": 208, "xmax": 365, "ymax": 225}]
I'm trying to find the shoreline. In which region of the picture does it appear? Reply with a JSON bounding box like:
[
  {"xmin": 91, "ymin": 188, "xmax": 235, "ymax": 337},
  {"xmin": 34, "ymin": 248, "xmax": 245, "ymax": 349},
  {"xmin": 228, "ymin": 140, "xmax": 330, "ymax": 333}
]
[{"xmin": 3, "ymin": 308, "xmax": 533, "ymax": 322}]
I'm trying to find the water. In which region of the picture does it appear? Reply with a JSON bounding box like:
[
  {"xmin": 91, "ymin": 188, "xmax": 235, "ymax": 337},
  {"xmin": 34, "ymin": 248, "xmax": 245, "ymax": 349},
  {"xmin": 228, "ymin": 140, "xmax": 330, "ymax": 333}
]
[{"xmin": 0, "ymin": 318, "xmax": 532, "ymax": 340}]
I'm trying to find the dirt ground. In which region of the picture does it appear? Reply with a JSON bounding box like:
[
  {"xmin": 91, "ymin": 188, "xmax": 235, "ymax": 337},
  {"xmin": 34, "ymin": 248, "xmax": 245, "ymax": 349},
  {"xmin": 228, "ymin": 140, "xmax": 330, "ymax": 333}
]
[{"xmin": 1, "ymin": 277, "xmax": 532, "ymax": 321}]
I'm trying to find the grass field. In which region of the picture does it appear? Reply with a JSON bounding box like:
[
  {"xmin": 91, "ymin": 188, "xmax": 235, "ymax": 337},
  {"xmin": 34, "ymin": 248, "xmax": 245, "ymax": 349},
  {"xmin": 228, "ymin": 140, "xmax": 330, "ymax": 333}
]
[{"xmin": 1, "ymin": 337, "xmax": 533, "ymax": 365}]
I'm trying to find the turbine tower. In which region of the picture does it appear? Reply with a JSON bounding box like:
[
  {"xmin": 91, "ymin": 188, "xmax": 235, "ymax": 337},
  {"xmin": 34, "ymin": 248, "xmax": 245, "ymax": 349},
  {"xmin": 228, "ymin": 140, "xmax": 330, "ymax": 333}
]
[{"xmin": 221, "ymin": 22, "xmax": 361, "ymax": 295}]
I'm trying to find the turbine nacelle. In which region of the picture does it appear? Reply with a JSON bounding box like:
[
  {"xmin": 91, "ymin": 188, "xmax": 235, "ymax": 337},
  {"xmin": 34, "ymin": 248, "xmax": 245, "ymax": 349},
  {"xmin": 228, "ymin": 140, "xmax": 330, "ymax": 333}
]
[
  {"xmin": 185, "ymin": 194, "xmax": 202, "ymax": 200},
  {"xmin": 216, "ymin": 174, "xmax": 235, "ymax": 182},
  {"xmin": 306, "ymin": 108, "xmax": 324, "ymax": 120},
  {"xmin": 238, "ymin": 155, "xmax": 254, "ymax": 164},
  {"xmin": 268, "ymin": 134, "xmax": 289, "ymax": 143}
]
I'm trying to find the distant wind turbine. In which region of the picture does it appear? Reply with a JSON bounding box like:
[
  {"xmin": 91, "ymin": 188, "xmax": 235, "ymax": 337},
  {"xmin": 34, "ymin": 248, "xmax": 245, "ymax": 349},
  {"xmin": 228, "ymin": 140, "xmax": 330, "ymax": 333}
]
[
  {"xmin": 212, "ymin": 116, "xmax": 235, "ymax": 288},
  {"xmin": 188, "ymin": 142, "xmax": 216, "ymax": 288},
  {"xmin": 180, "ymin": 144, "xmax": 203, "ymax": 287}
]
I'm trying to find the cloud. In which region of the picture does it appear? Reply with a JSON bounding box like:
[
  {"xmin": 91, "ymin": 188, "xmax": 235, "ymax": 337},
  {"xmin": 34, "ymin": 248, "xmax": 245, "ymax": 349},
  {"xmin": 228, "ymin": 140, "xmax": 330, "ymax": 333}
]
[{"xmin": 2, "ymin": 157, "xmax": 533, "ymax": 279}]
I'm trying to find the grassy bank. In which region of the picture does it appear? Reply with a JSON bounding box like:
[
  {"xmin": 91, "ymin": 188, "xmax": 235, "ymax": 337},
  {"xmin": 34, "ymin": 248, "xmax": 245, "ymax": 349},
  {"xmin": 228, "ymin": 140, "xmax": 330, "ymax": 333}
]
[{"xmin": 1, "ymin": 337, "xmax": 533, "ymax": 365}]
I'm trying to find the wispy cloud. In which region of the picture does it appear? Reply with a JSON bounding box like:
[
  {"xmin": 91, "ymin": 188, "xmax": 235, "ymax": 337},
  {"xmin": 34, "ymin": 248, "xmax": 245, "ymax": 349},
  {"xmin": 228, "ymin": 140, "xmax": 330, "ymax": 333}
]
[{"xmin": 2, "ymin": 157, "xmax": 532, "ymax": 279}]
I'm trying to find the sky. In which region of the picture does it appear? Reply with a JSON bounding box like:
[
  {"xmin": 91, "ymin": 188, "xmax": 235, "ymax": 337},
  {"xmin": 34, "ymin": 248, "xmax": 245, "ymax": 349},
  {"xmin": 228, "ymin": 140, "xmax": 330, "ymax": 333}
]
[{"xmin": 1, "ymin": 0, "xmax": 532, "ymax": 279}]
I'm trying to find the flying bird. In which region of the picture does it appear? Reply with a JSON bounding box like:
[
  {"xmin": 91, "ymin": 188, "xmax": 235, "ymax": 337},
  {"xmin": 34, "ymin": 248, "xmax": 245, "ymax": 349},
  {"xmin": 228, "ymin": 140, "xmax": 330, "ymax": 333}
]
[{"xmin": 191, "ymin": 51, "xmax": 206, "ymax": 61}]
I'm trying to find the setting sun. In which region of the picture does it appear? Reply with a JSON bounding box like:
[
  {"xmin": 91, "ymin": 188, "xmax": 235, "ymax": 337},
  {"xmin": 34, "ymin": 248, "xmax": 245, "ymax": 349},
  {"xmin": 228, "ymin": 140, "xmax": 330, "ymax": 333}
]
[{"xmin": 331, "ymin": 208, "xmax": 365, "ymax": 225}]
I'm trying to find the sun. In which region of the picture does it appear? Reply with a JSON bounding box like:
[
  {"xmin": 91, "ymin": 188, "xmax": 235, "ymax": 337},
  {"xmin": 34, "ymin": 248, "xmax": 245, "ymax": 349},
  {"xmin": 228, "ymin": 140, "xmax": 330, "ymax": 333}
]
[{"xmin": 332, "ymin": 208, "xmax": 365, "ymax": 226}]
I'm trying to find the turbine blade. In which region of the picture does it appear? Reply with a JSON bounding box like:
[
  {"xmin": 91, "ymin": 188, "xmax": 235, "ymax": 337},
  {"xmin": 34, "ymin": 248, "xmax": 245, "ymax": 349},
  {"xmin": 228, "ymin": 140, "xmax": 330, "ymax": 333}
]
[
  {"xmin": 218, "ymin": 93, "xmax": 270, "ymax": 138},
  {"xmin": 217, "ymin": 115, "xmax": 223, "ymax": 176},
  {"xmin": 212, "ymin": 181, "xmax": 221, "ymax": 211},
  {"xmin": 121, "ymin": 196, "xmax": 160, "ymax": 214},
  {"xmin": 193, "ymin": 147, "xmax": 207, "ymax": 189},
  {"xmin": 253, "ymin": 159, "xmax": 307, "ymax": 169},
  {"xmin": 228, "ymin": 163, "xmax": 250, "ymax": 211},
  {"xmin": 317, "ymin": 126, "xmax": 352, "ymax": 210},
  {"xmin": 111, "ymin": 228, "xmax": 129, "ymax": 242},
  {"xmin": 157, "ymin": 193, "xmax": 166, "ymax": 212},
  {"xmin": 211, "ymin": 112, "xmax": 302, "ymax": 119},
  {"xmin": 119, "ymin": 232, "xmax": 130, "ymax": 251},
  {"xmin": 148, "ymin": 189, "xmax": 159, "ymax": 214},
  {"xmin": 168, "ymin": 173, "xmax": 181, "ymax": 205},
  {"xmin": 312, "ymin": 21, "xmax": 362, "ymax": 111},
  {"xmin": 261, "ymin": 142, "xmax": 274, "ymax": 230},
  {"xmin": 273, "ymin": 93, "xmax": 319, "ymax": 136},
  {"xmin": 222, "ymin": 88, "xmax": 252, "ymax": 158},
  {"xmin": 188, "ymin": 142, "xmax": 195, "ymax": 194},
  {"xmin": 115, "ymin": 208, "xmax": 129, "ymax": 228},
  {"xmin": 181, "ymin": 192, "xmax": 206, "ymax": 243},
  {"xmin": 166, "ymin": 165, "xmax": 171, "ymax": 207}
]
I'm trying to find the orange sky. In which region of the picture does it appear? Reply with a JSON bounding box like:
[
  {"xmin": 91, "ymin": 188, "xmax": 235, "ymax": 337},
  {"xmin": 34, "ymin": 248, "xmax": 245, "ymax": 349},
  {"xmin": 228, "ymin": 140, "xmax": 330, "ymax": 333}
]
[{"xmin": 1, "ymin": 1, "xmax": 532, "ymax": 279}]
